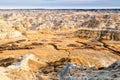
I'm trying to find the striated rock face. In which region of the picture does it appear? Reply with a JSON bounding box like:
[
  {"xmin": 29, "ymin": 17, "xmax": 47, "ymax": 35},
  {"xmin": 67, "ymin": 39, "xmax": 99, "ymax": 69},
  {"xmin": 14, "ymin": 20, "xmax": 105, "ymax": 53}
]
[{"xmin": 74, "ymin": 29, "xmax": 120, "ymax": 41}]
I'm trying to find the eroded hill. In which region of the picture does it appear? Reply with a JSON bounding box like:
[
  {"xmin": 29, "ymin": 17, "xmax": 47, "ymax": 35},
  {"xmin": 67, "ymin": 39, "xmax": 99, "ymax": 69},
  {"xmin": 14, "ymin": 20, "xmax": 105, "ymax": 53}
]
[{"xmin": 0, "ymin": 9, "xmax": 119, "ymax": 80}]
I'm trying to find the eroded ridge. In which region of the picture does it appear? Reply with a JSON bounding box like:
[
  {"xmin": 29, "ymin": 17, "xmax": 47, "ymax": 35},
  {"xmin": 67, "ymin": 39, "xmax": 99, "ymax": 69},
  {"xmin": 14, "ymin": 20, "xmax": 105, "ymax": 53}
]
[{"xmin": 0, "ymin": 9, "xmax": 119, "ymax": 80}]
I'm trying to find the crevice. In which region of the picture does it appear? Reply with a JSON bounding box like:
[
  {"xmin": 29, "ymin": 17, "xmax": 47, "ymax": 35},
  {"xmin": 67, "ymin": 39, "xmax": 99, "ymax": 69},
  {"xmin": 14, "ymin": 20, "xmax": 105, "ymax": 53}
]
[
  {"xmin": 100, "ymin": 41, "xmax": 120, "ymax": 56},
  {"xmin": 48, "ymin": 43, "xmax": 72, "ymax": 58},
  {"xmin": 48, "ymin": 43, "xmax": 81, "ymax": 50},
  {"xmin": 48, "ymin": 43, "xmax": 60, "ymax": 50},
  {"xmin": 0, "ymin": 57, "xmax": 18, "ymax": 67},
  {"xmin": 76, "ymin": 41, "xmax": 96, "ymax": 49}
]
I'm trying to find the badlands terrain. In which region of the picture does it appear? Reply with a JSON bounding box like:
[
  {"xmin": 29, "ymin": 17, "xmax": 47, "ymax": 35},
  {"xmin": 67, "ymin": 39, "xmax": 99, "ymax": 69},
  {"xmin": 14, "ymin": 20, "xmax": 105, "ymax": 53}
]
[{"xmin": 0, "ymin": 9, "xmax": 120, "ymax": 80}]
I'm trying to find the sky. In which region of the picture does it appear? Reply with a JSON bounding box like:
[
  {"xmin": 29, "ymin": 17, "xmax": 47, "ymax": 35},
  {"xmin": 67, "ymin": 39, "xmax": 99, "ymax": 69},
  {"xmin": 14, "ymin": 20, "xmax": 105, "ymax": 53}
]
[{"xmin": 0, "ymin": 0, "xmax": 120, "ymax": 9}]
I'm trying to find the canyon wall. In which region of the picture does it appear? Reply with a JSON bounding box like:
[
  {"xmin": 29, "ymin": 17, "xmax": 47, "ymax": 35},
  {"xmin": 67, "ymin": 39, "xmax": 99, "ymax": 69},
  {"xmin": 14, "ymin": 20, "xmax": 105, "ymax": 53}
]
[{"xmin": 74, "ymin": 29, "xmax": 120, "ymax": 41}]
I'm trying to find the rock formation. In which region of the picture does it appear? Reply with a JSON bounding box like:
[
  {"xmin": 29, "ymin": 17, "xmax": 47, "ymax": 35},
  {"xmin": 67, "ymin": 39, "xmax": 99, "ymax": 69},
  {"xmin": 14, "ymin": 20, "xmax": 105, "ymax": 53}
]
[
  {"xmin": 75, "ymin": 29, "xmax": 120, "ymax": 41},
  {"xmin": 0, "ymin": 9, "xmax": 119, "ymax": 80},
  {"xmin": 0, "ymin": 54, "xmax": 46, "ymax": 80},
  {"xmin": 0, "ymin": 9, "xmax": 120, "ymax": 40}
]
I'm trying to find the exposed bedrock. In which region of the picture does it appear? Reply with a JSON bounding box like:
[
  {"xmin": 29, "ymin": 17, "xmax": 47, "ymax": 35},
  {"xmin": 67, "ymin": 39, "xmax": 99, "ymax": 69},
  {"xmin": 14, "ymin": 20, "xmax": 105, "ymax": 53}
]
[{"xmin": 74, "ymin": 29, "xmax": 120, "ymax": 41}]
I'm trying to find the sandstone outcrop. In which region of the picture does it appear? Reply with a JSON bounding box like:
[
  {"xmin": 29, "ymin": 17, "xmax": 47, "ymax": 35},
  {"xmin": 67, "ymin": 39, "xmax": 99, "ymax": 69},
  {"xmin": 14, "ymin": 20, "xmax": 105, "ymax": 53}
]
[{"xmin": 74, "ymin": 29, "xmax": 120, "ymax": 41}]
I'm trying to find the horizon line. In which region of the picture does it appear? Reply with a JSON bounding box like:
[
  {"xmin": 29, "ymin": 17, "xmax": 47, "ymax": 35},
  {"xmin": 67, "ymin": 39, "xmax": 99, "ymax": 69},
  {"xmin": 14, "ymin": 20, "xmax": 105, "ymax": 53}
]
[{"xmin": 0, "ymin": 6, "xmax": 120, "ymax": 9}]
